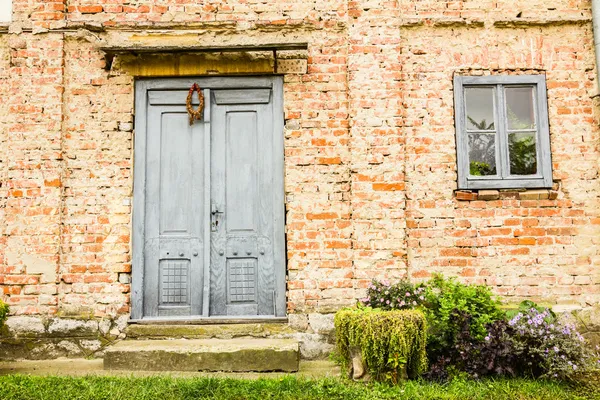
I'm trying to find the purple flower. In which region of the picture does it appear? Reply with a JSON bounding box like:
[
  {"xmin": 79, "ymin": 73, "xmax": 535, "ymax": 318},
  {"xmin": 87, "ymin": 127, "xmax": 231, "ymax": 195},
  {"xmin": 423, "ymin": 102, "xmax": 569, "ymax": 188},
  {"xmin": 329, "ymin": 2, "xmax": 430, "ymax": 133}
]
[
  {"xmin": 485, "ymin": 336, "xmax": 490, "ymax": 341},
  {"xmin": 386, "ymin": 300, "xmax": 390, "ymax": 305},
  {"xmin": 405, "ymin": 292, "xmax": 411, "ymax": 297}
]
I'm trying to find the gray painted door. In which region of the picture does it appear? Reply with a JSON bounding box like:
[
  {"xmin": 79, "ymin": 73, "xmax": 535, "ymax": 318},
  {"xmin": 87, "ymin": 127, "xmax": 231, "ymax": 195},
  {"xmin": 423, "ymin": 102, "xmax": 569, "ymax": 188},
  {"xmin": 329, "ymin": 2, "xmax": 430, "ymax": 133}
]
[
  {"xmin": 142, "ymin": 94, "xmax": 208, "ymax": 318},
  {"xmin": 209, "ymin": 89, "xmax": 277, "ymax": 316},
  {"xmin": 133, "ymin": 78, "xmax": 285, "ymax": 320}
]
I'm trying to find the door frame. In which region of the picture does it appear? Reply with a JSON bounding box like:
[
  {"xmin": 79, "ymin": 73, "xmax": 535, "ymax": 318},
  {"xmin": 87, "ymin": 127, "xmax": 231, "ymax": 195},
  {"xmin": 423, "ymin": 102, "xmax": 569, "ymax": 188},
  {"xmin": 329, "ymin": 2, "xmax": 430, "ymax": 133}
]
[{"xmin": 131, "ymin": 76, "xmax": 286, "ymax": 321}]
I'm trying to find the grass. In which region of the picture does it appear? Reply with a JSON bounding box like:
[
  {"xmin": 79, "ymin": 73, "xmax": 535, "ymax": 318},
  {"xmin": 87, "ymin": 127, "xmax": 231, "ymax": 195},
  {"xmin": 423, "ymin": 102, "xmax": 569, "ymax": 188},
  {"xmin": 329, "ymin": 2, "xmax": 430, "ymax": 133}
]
[{"xmin": 0, "ymin": 375, "xmax": 598, "ymax": 400}]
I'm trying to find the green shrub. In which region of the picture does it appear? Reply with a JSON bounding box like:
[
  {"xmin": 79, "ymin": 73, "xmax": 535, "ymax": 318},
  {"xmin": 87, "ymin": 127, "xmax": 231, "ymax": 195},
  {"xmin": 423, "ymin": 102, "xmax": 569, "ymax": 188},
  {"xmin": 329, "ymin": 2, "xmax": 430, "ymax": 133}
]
[
  {"xmin": 334, "ymin": 306, "xmax": 428, "ymax": 382},
  {"xmin": 0, "ymin": 299, "xmax": 8, "ymax": 330},
  {"xmin": 422, "ymin": 274, "xmax": 505, "ymax": 362}
]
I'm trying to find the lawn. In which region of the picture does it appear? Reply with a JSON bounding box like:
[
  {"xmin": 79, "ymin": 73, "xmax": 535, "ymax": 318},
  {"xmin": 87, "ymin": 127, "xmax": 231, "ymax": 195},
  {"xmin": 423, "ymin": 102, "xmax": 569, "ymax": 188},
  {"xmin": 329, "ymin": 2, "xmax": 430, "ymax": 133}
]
[{"xmin": 0, "ymin": 375, "xmax": 598, "ymax": 400}]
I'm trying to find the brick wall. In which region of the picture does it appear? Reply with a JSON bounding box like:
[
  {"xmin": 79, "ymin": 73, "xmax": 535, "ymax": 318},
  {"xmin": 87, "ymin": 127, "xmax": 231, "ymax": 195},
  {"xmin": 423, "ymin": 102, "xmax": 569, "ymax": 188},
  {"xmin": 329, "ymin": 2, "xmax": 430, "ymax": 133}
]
[{"xmin": 0, "ymin": 0, "xmax": 598, "ymax": 339}]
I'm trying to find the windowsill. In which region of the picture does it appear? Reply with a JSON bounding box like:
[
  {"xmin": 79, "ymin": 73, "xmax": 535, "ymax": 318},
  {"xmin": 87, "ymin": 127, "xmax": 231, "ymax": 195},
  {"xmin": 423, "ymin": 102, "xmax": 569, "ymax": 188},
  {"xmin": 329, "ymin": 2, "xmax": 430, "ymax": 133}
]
[{"xmin": 455, "ymin": 188, "xmax": 558, "ymax": 201}]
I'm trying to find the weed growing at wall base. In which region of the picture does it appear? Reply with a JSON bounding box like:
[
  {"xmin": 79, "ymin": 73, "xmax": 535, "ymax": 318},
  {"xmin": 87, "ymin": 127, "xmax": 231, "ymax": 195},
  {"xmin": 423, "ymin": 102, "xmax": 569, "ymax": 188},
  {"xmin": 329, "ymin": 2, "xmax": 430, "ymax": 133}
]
[{"xmin": 0, "ymin": 300, "xmax": 8, "ymax": 330}]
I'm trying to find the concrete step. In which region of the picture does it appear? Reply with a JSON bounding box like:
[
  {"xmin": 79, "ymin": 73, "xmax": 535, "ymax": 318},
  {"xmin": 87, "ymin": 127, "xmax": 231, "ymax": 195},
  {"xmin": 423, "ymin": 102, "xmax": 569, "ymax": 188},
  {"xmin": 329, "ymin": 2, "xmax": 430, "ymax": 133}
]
[
  {"xmin": 126, "ymin": 323, "xmax": 295, "ymax": 340},
  {"xmin": 103, "ymin": 338, "xmax": 300, "ymax": 372}
]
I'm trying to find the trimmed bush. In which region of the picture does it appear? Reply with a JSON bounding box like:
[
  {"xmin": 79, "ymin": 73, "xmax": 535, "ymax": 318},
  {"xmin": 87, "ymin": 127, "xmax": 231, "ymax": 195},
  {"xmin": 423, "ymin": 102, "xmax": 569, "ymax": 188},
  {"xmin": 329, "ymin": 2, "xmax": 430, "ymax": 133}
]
[
  {"xmin": 0, "ymin": 299, "xmax": 8, "ymax": 330},
  {"xmin": 334, "ymin": 307, "xmax": 428, "ymax": 382}
]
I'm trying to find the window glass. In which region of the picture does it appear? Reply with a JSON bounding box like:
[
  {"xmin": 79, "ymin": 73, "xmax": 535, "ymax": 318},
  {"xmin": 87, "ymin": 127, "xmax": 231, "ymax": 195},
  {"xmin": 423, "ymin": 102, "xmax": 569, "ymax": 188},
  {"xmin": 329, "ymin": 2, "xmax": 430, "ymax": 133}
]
[
  {"xmin": 465, "ymin": 88, "xmax": 495, "ymax": 131},
  {"xmin": 468, "ymin": 133, "xmax": 497, "ymax": 176},
  {"xmin": 0, "ymin": 1, "xmax": 11, "ymax": 23},
  {"xmin": 508, "ymin": 132, "xmax": 537, "ymax": 175},
  {"xmin": 506, "ymin": 87, "xmax": 536, "ymax": 130}
]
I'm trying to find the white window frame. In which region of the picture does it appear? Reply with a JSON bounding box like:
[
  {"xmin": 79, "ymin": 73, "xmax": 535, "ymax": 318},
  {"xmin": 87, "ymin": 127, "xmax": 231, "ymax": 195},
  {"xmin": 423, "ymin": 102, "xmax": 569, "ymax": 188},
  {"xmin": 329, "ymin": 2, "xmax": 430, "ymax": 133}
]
[{"xmin": 454, "ymin": 75, "xmax": 553, "ymax": 190}]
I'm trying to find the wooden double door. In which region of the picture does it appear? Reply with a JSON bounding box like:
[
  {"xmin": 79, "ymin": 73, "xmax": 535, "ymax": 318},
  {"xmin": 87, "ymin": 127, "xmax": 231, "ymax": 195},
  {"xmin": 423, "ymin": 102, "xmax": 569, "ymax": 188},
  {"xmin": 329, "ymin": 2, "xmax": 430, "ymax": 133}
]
[{"xmin": 131, "ymin": 77, "xmax": 285, "ymax": 320}]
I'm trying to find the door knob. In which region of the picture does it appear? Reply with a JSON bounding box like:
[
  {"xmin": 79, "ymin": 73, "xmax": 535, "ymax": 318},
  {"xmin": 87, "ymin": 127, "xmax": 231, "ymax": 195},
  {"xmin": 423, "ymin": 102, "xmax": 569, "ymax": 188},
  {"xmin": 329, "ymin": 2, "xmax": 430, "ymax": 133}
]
[
  {"xmin": 193, "ymin": 251, "xmax": 198, "ymax": 257},
  {"xmin": 211, "ymin": 204, "xmax": 223, "ymax": 215}
]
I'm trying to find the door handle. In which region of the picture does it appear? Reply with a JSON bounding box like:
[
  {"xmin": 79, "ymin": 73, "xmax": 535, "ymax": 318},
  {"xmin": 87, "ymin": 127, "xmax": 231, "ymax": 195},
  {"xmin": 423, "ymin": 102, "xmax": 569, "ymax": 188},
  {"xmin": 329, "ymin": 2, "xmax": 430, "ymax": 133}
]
[
  {"xmin": 211, "ymin": 204, "xmax": 223, "ymax": 215},
  {"xmin": 211, "ymin": 204, "xmax": 223, "ymax": 232}
]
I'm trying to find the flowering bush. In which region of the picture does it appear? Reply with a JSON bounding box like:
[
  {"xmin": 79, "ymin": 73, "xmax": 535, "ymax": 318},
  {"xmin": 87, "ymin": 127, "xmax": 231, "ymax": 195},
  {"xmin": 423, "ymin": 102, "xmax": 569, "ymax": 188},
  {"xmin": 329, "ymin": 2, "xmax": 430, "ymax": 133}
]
[
  {"xmin": 509, "ymin": 306, "xmax": 589, "ymax": 378},
  {"xmin": 360, "ymin": 279, "xmax": 426, "ymax": 311}
]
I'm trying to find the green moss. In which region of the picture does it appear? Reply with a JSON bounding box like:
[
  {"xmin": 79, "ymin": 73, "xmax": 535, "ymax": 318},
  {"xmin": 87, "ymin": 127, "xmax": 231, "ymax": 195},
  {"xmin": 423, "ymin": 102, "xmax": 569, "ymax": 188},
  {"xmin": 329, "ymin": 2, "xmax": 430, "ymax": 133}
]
[
  {"xmin": 0, "ymin": 299, "xmax": 8, "ymax": 331},
  {"xmin": 55, "ymin": 307, "xmax": 95, "ymax": 320},
  {"xmin": 334, "ymin": 307, "xmax": 428, "ymax": 382}
]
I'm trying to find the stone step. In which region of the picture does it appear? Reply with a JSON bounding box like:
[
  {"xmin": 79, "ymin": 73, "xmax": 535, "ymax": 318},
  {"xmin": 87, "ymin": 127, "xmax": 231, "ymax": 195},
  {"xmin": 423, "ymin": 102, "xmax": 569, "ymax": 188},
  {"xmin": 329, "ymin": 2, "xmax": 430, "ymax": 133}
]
[
  {"xmin": 103, "ymin": 338, "xmax": 300, "ymax": 372},
  {"xmin": 126, "ymin": 323, "xmax": 295, "ymax": 340}
]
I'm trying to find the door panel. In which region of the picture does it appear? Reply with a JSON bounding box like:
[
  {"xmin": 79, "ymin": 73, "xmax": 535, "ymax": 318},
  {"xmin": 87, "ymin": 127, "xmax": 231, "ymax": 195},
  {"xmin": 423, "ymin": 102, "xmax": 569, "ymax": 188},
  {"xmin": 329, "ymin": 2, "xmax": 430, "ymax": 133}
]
[
  {"xmin": 142, "ymin": 104, "xmax": 207, "ymax": 318},
  {"xmin": 210, "ymin": 89, "xmax": 276, "ymax": 317},
  {"xmin": 226, "ymin": 111, "xmax": 257, "ymax": 232}
]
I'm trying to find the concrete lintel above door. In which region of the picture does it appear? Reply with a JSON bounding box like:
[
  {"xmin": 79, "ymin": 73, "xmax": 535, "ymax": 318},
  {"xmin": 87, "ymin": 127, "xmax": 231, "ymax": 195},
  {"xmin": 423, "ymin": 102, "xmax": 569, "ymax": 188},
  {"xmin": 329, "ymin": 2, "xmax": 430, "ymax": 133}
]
[{"xmin": 101, "ymin": 42, "xmax": 309, "ymax": 75}]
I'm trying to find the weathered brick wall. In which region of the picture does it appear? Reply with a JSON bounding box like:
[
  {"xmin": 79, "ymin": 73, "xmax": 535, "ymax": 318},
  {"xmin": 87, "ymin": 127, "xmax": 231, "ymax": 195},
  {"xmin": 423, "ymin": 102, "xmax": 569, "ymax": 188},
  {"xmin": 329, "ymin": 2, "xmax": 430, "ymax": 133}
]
[
  {"xmin": 0, "ymin": 0, "xmax": 599, "ymax": 358},
  {"xmin": 61, "ymin": 38, "xmax": 133, "ymax": 318},
  {"xmin": 2, "ymin": 31, "xmax": 64, "ymax": 316},
  {"xmin": 403, "ymin": 23, "xmax": 600, "ymax": 308}
]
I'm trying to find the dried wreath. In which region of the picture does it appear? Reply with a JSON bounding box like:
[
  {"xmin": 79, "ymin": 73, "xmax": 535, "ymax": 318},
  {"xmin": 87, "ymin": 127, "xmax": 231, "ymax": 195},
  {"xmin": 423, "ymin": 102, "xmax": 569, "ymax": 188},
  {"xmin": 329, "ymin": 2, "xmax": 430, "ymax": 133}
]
[{"xmin": 186, "ymin": 83, "xmax": 204, "ymax": 125}]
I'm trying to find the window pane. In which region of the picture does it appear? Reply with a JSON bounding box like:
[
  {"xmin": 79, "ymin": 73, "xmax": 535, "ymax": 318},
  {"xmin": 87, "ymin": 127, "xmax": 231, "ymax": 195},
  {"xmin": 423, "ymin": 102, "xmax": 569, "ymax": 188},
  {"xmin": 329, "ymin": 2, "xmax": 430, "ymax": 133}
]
[
  {"xmin": 506, "ymin": 87, "xmax": 535, "ymax": 130},
  {"xmin": 465, "ymin": 88, "xmax": 495, "ymax": 131},
  {"xmin": 509, "ymin": 132, "xmax": 537, "ymax": 175},
  {"xmin": 0, "ymin": 1, "xmax": 10, "ymax": 22},
  {"xmin": 468, "ymin": 133, "xmax": 497, "ymax": 176}
]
